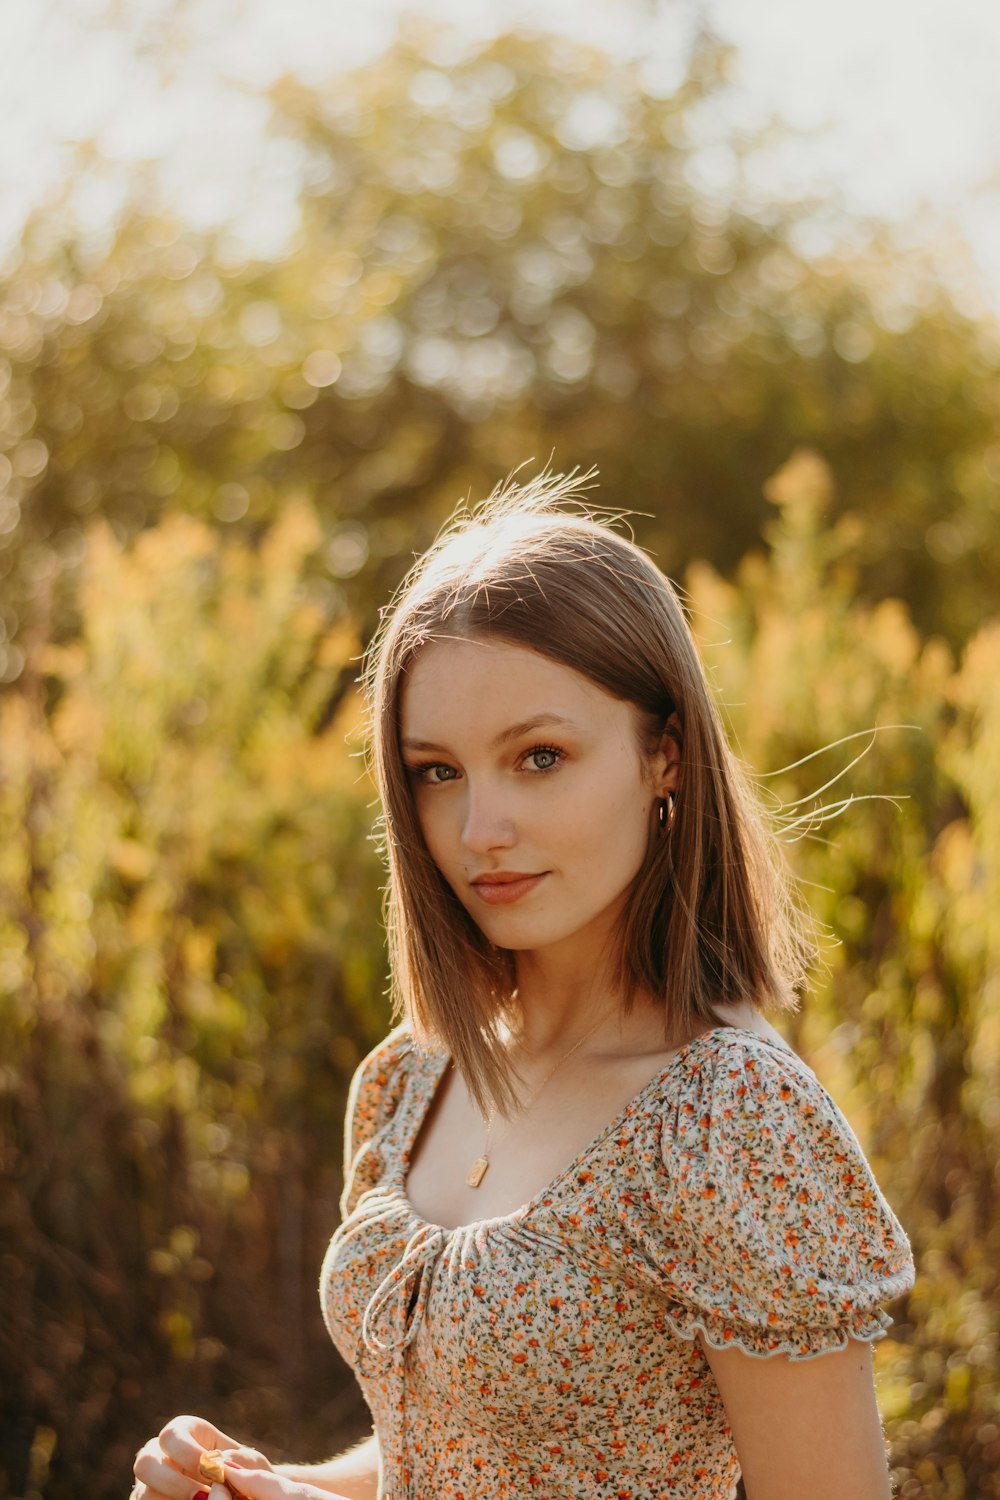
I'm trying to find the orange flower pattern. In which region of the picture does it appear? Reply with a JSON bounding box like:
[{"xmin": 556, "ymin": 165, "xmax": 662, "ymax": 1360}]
[{"xmin": 320, "ymin": 1023, "xmax": 915, "ymax": 1498}]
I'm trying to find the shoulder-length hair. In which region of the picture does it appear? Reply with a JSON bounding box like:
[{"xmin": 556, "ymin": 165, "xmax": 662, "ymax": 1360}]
[{"xmin": 361, "ymin": 470, "xmax": 813, "ymax": 1119}]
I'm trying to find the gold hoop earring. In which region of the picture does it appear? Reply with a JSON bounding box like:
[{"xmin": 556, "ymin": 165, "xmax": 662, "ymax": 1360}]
[{"xmin": 657, "ymin": 793, "xmax": 676, "ymax": 834}]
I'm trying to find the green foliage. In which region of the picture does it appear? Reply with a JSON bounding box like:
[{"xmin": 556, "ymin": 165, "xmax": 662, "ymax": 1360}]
[
  {"xmin": 0, "ymin": 503, "xmax": 389, "ymax": 1496},
  {"xmin": 687, "ymin": 449, "xmax": 1000, "ymax": 1497},
  {"xmin": 1, "ymin": 25, "xmax": 998, "ymax": 671},
  {"xmin": 1, "ymin": 20, "xmax": 999, "ymax": 1500},
  {"xmin": 2, "ymin": 447, "xmax": 998, "ymax": 1499}
]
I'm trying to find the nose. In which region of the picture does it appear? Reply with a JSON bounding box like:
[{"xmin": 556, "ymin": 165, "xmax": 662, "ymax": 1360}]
[{"xmin": 460, "ymin": 780, "xmax": 516, "ymax": 854}]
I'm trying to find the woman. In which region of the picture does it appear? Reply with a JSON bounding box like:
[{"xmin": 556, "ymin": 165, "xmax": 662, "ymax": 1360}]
[{"xmin": 133, "ymin": 471, "xmax": 916, "ymax": 1500}]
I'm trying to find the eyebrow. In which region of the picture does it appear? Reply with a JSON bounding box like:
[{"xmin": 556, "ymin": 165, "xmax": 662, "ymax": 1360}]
[{"xmin": 401, "ymin": 713, "xmax": 580, "ymax": 754}]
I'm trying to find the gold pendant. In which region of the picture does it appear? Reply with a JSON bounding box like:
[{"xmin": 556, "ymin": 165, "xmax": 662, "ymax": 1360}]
[{"xmin": 466, "ymin": 1155, "xmax": 489, "ymax": 1188}]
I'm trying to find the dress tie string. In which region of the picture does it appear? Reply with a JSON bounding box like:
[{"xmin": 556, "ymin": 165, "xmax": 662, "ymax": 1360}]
[{"xmin": 362, "ymin": 1217, "xmax": 447, "ymax": 1359}]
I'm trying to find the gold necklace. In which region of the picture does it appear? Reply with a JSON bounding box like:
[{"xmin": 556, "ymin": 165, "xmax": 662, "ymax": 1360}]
[{"xmin": 466, "ymin": 1011, "xmax": 611, "ymax": 1189}]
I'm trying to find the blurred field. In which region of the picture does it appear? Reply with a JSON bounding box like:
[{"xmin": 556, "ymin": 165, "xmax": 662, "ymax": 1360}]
[{"xmin": 1, "ymin": 23, "xmax": 999, "ymax": 1500}]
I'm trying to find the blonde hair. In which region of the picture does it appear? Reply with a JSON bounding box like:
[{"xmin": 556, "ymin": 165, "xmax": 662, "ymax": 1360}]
[{"xmin": 362, "ymin": 469, "xmax": 812, "ymax": 1119}]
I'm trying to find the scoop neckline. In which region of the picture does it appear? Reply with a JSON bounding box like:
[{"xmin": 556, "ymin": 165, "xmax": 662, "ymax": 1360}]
[{"xmin": 396, "ymin": 1023, "xmax": 795, "ymax": 1237}]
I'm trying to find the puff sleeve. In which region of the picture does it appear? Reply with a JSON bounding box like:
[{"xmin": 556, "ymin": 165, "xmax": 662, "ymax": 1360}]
[
  {"xmin": 629, "ymin": 1032, "xmax": 916, "ymax": 1361},
  {"xmin": 339, "ymin": 1022, "xmax": 414, "ymax": 1220}
]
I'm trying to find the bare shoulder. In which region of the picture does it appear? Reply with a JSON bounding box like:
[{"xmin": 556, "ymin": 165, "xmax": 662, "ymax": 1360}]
[{"xmin": 709, "ymin": 1000, "xmax": 791, "ymax": 1052}]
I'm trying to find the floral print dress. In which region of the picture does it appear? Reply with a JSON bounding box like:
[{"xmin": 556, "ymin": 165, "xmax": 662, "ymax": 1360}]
[{"xmin": 320, "ymin": 1021, "xmax": 915, "ymax": 1499}]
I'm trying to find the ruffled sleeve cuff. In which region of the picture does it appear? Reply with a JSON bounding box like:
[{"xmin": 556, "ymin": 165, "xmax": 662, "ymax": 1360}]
[{"xmin": 628, "ymin": 1031, "xmax": 916, "ymax": 1362}]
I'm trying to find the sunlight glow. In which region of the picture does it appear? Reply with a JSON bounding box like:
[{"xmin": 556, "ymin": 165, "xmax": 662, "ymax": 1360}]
[{"xmin": 2, "ymin": 0, "xmax": 999, "ymax": 314}]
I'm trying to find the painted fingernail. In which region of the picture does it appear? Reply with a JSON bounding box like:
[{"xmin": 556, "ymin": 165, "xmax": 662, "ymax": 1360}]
[{"xmin": 193, "ymin": 1489, "xmax": 210, "ymax": 1499}]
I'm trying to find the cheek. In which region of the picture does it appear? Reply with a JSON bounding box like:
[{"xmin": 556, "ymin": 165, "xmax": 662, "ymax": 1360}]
[
  {"xmin": 565, "ymin": 768, "xmax": 653, "ymax": 874},
  {"xmin": 411, "ymin": 793, "xmax": 458, "ymax": 871},
  {"xmin": 410, "ymin": 795, "xmax": 438, "ymax": 852}
]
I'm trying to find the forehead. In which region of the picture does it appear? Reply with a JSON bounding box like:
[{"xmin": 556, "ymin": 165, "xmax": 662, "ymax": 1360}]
[{"xmin": 399, "ymin": 637, "xmax": 624, "ymax": 732}]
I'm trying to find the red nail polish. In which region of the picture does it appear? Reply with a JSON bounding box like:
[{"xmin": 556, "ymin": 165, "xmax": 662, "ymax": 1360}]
[{"xmin": 193, "ymin": 1489, "xmax": 210, "ymax": 1499}]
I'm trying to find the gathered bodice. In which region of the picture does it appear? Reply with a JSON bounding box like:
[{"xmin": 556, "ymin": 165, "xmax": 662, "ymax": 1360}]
[{"xmin": 320, "ymin": 1023, "xmax": 915, "ymax": 1499}]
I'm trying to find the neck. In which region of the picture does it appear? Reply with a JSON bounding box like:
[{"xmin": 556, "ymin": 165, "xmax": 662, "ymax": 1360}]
[{"xmin": 504, "ymin": 949, "xmax": 666, "ymax": 1059}]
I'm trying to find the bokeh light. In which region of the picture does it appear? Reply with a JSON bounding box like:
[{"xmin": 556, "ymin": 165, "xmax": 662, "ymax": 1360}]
[{"xmin": 2, "ymin": 5, "xmax": 999, "ymax": 1499}]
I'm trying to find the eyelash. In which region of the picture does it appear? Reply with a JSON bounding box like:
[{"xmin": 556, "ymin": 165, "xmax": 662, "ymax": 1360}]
[{"xmin": 407, "ymin": 743, "xmax": 566, "ymax": 785}]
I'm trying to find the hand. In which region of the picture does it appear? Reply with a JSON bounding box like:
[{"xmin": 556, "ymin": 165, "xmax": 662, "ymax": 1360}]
[
  {"xmin": 132, "ymin": 1415, "xmax": 268, "ymax": 1500},
  {"xmin": 223, "ymin": 1458, "xmax": 354, "ymax": 1500}
]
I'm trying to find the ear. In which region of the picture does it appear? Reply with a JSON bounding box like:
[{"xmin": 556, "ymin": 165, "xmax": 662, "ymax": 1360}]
[{"xmin": 652, "ymin": 711, "xmax": 682, "ymax": 797}]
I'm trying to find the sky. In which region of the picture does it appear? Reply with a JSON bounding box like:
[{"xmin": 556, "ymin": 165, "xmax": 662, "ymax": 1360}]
[{"xmin": 2, "ymin": 0, "xmax": 1000, "ymax": 319}]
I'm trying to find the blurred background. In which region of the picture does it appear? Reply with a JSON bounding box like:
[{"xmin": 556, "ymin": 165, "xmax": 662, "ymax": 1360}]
[{"xmin": 1, "ymin": 1, "xmax": 999, "ymax": 1496}]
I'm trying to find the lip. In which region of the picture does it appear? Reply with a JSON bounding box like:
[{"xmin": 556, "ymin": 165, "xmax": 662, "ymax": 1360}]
[{"xmin": 470, "ymin": 872, "xmax": 547, "ymax": 905}]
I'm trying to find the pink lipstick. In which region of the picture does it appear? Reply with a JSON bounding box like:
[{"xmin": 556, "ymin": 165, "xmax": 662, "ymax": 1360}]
[{"xmin": 470, "ymin": 872, "xmax": 547, "ymax": 905}]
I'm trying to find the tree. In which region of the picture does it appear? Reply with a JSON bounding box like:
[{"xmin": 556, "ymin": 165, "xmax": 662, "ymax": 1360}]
[{"xmin": 1, "ymin": 23, "xmax": 997, "ymax": 678}]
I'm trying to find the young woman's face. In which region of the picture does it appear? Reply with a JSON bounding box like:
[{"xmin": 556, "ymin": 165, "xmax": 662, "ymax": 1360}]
[{"xmin": 399, "ymin": 637, "xmax": 677, "ymax": 966}]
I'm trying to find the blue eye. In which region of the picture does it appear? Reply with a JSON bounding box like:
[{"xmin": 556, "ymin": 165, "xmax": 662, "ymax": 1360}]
[
  {"xmin": 407, "ymin": 762, "xmax": 458, "ymax": 785},
  {"xmin": 523, "ymin": 744, "xmax": 563, "ymax": 772},
  {"xmin": 405, "ymin": 744, "xmax": 565, "ymax": 784}
]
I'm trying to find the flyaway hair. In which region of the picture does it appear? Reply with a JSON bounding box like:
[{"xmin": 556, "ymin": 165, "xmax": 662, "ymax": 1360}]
[{"xmin": 361, "ymin": 468, "xmax": 814, "ymax": 1120}]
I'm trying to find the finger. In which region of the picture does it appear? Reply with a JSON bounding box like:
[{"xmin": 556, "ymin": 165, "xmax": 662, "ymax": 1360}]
[
  {"xmin": 134, "ymin": 1442, "xmax": 208, "ymax": 1500},
  {"xmin": 221, "ymin": 1449, "xmax": 272, "ymax": 1472},
  {"xmin": 134, "ymin": 1438, "xmax": 159, "ymax": 1482},
  {"xmin": 132, "ymin": 1461, "xmax": 204, "ymax": 1500},
  {"xmin": 134, "ymin": 1439, "xmax": 188, "ymax": 1495},
  {"xmin": 160, "ymin": 1418, "xmax": 242, "ymax": 1483},
  {"xmin": 219, "ymin": 1463, "xmax": 291, "ymax": 1500}
]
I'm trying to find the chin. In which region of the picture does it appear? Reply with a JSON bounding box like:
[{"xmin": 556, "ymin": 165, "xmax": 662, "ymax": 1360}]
[
  {"xmin": 493, "ymin": 917, "xmax": 604, "ymax": 954},
  {"xmin": 470, "ymin": 913, "xmax": 558, "ymax": 947}
]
